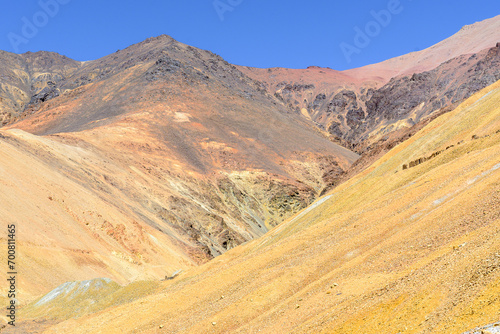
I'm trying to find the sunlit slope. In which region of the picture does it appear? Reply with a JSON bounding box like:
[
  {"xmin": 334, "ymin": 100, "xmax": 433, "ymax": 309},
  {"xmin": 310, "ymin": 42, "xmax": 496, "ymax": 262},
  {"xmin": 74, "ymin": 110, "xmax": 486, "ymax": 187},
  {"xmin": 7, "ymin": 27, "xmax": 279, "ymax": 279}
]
[
  {"xmin": 21, "ymin": 278, "xmax": 162, "ymax": 322},
  {"xmin": 41, "ymin": 81, "xmax": 500, "ymax": 333},
  {"xmin": 0, "ymin": 129, "xmax": 200, "ymax": 300}
]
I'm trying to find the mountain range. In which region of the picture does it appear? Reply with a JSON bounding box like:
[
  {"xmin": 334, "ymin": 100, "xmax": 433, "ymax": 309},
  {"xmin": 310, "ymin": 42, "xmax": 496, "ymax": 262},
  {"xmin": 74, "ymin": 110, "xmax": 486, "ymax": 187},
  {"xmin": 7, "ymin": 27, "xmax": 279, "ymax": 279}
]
[{"xmin": 0, "ymin": 13, "xmax": 499, "ymax": 334}]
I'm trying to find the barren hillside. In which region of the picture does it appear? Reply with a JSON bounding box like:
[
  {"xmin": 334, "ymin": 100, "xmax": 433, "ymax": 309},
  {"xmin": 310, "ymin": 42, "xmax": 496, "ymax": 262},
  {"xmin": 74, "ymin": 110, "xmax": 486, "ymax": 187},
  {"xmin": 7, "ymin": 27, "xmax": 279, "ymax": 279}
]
[{"xmin": 12, "ymin": 75, "xmax": 500, "ymax": 334}]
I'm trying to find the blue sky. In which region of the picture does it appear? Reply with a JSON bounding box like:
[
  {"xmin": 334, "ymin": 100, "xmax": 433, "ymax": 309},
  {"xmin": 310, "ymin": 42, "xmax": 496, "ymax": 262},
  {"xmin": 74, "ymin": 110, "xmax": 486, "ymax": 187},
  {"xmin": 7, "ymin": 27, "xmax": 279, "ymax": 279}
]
[{"xmin": 1, "ymin": 0, "xmax": 498, "ymax": 70}]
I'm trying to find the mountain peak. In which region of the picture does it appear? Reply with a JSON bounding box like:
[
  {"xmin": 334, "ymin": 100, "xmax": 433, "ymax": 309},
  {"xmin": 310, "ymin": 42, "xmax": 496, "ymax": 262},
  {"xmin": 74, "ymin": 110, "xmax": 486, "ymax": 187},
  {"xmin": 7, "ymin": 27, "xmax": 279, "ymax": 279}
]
[{"xmin": 141, "ymin": 34, "xmax": 177, "ymax": 44}]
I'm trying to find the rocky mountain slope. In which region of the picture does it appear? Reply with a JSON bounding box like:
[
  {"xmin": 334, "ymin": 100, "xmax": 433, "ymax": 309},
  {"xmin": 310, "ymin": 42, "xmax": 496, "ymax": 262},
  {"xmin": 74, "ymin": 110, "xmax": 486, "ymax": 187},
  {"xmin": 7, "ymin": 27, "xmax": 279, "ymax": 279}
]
[
  {"xmin": 14, "ymin": 73, "xmax": 500, "ymax": 334},
  {"xmin": 0, "ymin": 50, "xmax": 80, "ymax": 125}
]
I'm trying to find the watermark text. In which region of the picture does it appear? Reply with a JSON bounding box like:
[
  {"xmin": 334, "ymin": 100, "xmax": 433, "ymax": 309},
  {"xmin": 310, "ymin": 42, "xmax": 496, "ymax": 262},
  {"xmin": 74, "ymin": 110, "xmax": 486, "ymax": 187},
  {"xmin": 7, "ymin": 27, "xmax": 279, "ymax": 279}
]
[
  {"xmin": 6, "ymin": 224, "xmax": 16, "ymax": 327},
  {"xmin": 213, "ymin": 0, "xmax": 243, "ymax": 21},
  {"xmin": 339, "ymin": 0, "xmax": 412, "ymax": 63},
  {"xmin": 8, "ymin": 0, "xmax": 72, "ymax": 53}
]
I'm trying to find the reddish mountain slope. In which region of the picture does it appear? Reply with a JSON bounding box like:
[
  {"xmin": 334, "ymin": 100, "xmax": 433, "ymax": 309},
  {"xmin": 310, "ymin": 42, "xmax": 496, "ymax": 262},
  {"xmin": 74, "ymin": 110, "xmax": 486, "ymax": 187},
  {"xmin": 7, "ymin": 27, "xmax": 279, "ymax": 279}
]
[
  {"xmin": 240, "ymin": 15, "xmax": 500, "ymax": 150},
  {"xmin": 344, "ymin": 14, "xmax": 500, "ymax": 82}
]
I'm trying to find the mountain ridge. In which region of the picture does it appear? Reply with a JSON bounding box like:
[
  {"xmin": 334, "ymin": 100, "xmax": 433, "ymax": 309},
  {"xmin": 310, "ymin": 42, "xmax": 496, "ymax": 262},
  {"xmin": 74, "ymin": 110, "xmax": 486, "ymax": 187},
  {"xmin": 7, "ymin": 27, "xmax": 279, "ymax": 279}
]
[
  {"xmin": 0, "ymin": 30, "xmax": 359, "ymax": 300},
  {"xmin": 240, "ymin": 39, "xmax": 500, "ymax": 151}
]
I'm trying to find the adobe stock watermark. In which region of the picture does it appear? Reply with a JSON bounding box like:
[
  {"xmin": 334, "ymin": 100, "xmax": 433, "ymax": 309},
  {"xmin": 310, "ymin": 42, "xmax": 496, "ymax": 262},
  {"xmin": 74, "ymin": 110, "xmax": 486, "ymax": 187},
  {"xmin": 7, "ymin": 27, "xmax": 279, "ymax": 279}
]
[
  {"xmin": 213, "ymin": 0, "xmax": 243, "ymax": 21},
  {"xmin": 7, "ymin": 0, "xmax": 72, "ymax": 53},
  {"xmin": 339, "ymin": 0, "xmax": 412, "ymax": 64}
]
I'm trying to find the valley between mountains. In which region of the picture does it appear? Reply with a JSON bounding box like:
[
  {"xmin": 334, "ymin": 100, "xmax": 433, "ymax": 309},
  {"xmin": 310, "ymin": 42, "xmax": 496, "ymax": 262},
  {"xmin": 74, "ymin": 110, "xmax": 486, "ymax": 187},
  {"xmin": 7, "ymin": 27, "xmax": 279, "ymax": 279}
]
[{"xmin": 0, "ymin": 13, "xmax": 499, "ymax": 334}]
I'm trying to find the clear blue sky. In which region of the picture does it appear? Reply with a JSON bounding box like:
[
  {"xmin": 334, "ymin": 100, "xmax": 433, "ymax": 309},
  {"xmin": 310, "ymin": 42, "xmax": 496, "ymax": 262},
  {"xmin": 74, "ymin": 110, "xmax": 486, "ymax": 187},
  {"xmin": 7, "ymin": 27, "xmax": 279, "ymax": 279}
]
[{"xmin": 1, "ymin": 0, "xmax": 498, "ymax": 70}]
